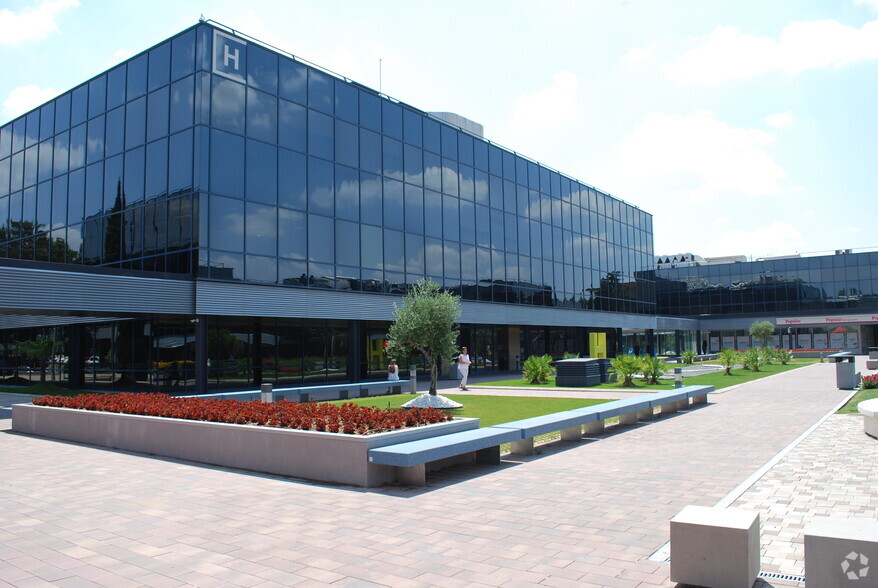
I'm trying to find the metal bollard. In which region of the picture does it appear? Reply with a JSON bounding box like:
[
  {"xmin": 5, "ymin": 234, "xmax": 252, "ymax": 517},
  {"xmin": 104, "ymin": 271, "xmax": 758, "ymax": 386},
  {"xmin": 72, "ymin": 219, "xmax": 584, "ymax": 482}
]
[
  {"xmin": 260, "ymin": 383, "xmax": 273, "ymax": 403},
  {"xmin": 409, "ymin": 366, "xmax": 418, "ymax": 394},
  {"xmin": 674, "ymin": 367, "xmax": 683, "ymax": 389}
]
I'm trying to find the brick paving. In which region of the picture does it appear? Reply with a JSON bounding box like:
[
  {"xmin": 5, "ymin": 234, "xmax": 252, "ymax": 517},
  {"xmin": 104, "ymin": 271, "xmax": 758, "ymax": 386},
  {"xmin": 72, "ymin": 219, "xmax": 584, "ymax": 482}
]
[{"xmin": 0, "ymin": 362, "xmax": 864, "ymax": 587}]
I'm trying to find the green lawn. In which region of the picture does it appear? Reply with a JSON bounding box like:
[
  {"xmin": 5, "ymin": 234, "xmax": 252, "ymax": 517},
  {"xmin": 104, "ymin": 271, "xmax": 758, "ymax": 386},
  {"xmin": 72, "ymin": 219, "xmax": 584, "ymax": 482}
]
[
  {"xmin": 837, "ymin": 388, "xmax": 878, "ymax": 414},
  {"xmin": 474, "ymin": 361, "xmax": 814, "ymax": 392},
  {"xmin": 324, "ymin": 394, "xmax": 612, "ymax": 427},
  {"xmin": 0, "ymin": 383, "xmax": 72, "ymax": 396}
]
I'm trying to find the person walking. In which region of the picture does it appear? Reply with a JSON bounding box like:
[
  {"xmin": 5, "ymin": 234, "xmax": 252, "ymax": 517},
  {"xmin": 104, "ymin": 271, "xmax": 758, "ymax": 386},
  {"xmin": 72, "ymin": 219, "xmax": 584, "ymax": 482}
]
[{"xmin": 457, "ymin": 347, "xmax": 471, "ymax": 390}]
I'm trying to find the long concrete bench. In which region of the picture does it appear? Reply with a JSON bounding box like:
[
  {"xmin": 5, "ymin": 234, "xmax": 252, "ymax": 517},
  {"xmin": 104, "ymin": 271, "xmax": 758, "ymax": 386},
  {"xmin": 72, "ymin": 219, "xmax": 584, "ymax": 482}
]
[
  {"xmin": 181, "ymin": 379, "xmax": 411, "ymax": 403},
  {"xmin": 368, "ymin": 385, "xmax": 714, "ymax": 485},
  {"xmin": 368, "ymin": 426, "xmax": 522, "ymax": 485},
  {"xmin": 859, "ymin": 398, "xmax": 878, "ymax": 438}
]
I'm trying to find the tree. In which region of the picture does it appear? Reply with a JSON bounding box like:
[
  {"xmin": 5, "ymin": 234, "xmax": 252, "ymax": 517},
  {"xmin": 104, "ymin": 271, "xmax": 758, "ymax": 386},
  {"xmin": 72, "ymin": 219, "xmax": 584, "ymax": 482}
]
[
  {"xmin": 17, "ymin": 338, "xmax": 58, "ymax": 383},
  {"xmin": 386, "ymin": 280, "xmax": 460, "ymax": 396},
  {"xmin": 749, "ymin": 320, "xmax": 775, "ymax": 348}
]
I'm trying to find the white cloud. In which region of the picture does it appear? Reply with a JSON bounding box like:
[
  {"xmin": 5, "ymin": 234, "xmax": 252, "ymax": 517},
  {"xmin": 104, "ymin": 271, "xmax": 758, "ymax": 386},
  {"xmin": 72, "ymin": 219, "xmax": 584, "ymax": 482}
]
[
  {"xmin": 854, "ymin": 0, "xmax": 878, "ymax": 10},
  {"xmin": 764, "ymin": 110, "xmax": 794, "ymax": 128},
  {"xmin": 3, "ymin": 84, "xmax": 60, "ymax": 119},
  {"xmin": 603, "ymin": 110, "xmax": 787, "ymax": 203},
  {"xmin": 0, "ymin": 0, "xmax": 79, "ymax": 46},
  {"xmin": 665, "ymin": 20, "xmax": 878, "ymax": 84},
  {"xmin": 510, "ymin": 71, "xmax": 579, "ymax": 128},
  {"xmin": 620, "ymin": 46, "xmax": 654, "ymax": 67},
  {"xmin": 703, "ymin": 221, "xmax": 807, "ymax": 258}
]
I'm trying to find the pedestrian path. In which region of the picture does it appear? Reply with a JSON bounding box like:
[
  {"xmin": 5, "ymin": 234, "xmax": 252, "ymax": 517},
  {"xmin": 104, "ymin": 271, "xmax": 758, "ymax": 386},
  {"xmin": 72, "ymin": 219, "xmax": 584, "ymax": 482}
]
[{"xmin": 0, "ymin": 362, "xmax": 859, "ymax": 586}]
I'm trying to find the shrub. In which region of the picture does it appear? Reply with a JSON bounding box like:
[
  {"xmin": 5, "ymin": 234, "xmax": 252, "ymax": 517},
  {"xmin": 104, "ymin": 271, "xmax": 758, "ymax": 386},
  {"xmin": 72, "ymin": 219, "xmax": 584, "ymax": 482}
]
[
  {"xmin": 32, "ymin": 394, "xmax": 452, "ymax": 435},
  {"xmin": 561, "ymin": 351, "xmax": 580, "ymax": 359},
  {"xmin": 775, "ymin": 348, "xmax": 793, "ymax": 365},
  {"xmin": 522, "ymin": 354, "xmax": 553, "ymax": 384},
  {"xmin": 759, "ymin": 346, "xmax": 774, "ymax": 365},
  {"xmin": 718, "ymin": 349, "xmax": 738, "ymax": 375},
  {"xmin": 641, "ymin": 355, "xmax": 668, "ymax": 385},
  {"xmin": 862, "ymin": 374, "xmax": 878, "ymax": 389},
  {"xmin": 742, "ymin": 347, "xmax": 764, "ymax": 372},
  {"xmin": 680, "ymin": 350, "xmax": 697, "ymax": 365},
  {"xmin": 610, "ymin": 354, "xmax": 642, "ymax": 387}
]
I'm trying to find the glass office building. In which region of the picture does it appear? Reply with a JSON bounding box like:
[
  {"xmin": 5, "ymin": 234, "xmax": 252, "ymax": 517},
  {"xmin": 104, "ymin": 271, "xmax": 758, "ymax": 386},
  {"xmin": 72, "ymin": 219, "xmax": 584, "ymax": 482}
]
[{"xmin": 0, "ymin": 22, "xmax": 657, "ymax": 393}]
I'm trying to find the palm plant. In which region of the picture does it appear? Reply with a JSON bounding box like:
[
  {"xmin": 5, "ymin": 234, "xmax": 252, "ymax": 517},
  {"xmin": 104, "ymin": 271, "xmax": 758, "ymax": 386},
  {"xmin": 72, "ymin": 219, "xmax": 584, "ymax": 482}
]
[
  {"xmin": 775, "ymin": 348, "xmax": 793, "ymax": 365},
  {"xmin": 718, "ymin": 349, "xmax": 738, "ymax": 375},
  {"xmin": 680, "ymin": 350, "xmax": 697, "ymax": 365},
  {"xmin": 641, "ymin": 355, "xmax": 668, "ymax": 385},
  {"xmin": 522, "ymin": 354, "xmax": 553, "ymax": 384},
  {"xmin": 610, "ymin": 354, "xmax": 642, "ymax": 387}
]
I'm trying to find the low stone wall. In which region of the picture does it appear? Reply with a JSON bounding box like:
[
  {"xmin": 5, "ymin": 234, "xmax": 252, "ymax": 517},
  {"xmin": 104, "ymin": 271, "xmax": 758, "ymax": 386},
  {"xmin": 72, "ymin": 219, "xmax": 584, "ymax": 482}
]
[{"xmin": 11, "ymin": 404, "xmax": 478, "ymax": 487}]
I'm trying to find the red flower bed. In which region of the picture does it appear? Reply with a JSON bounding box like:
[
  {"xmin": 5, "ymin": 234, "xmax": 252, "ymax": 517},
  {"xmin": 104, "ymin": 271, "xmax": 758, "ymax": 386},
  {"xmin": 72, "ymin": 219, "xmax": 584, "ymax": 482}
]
[
  {"xmin": 862, "ymin": 374, "xmax": 878, "ymax": 390},
  {"xmin": 32, "ymin": 394, "xmax": 453, "ymax": 435}
]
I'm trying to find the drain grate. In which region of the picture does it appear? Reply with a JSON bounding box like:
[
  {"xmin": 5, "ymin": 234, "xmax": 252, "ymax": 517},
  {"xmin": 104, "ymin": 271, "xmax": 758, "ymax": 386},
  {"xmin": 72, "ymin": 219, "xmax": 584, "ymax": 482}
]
[{"xmin": 758, "ymin": 570, "xmax": 806, "ymax": 583}]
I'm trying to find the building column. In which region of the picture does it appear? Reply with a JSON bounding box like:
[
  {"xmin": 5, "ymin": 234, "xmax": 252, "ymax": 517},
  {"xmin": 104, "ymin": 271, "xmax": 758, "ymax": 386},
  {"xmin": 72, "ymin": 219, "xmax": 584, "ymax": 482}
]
[
  {"xmin": 349, "ymin": 320, "xmax": 362, "ymax": 382},
  {"xmin": 194, "ymin": 316, "xmax": 208, "ymax": 395},
  {"xmin": 68, "ymin": 324, "xmax": 83, "ymax": 390},
  {"xmin": 252, "ymin": 319, "xmax": 263, "ymax": 386},
  {"xmin": 646, "ymin": 329, "xmax": 655, "ymax": 356}
]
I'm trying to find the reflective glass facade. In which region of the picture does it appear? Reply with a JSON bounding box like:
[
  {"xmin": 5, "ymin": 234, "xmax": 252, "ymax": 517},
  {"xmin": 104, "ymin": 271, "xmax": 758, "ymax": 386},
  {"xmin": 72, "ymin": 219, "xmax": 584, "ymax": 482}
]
[
  {"xmin": 0, "ymin": 23, "xmax": 655, "ymax": 314},
  {"xmin": 653, "ymin": 251, "xmax": 878, "ymax": 317}
]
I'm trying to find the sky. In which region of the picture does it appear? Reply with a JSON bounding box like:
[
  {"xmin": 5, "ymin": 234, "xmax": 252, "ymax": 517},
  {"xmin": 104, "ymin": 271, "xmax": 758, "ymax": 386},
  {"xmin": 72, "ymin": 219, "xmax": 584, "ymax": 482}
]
[{"xmin": 1, "ymin": 0, "xmax": 876, "ymax": 260}]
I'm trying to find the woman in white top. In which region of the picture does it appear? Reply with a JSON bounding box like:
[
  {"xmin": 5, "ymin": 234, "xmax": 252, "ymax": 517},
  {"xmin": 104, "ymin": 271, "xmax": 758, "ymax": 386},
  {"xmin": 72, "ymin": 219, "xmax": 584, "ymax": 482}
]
[
  {"xmin": 387, "ymin": 360, "xmax": 400, "ymax": 381},
  {"xmin": 457, "ymin": 347, "xmax": 471, "ymax": 390}
]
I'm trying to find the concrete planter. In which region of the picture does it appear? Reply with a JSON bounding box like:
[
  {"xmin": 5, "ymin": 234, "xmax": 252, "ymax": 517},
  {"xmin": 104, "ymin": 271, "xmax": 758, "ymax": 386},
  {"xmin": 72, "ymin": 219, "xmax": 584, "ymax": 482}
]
[{"xmin": 11, "ymin": 404, "xmax": 478, "ymax": 487}]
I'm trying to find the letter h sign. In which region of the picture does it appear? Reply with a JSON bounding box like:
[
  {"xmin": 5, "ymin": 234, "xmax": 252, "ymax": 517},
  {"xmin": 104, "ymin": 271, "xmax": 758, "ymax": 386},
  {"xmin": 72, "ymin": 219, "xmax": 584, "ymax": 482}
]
[{"xmin": 213, "ymin": 30, "xmax": 247, "ymax": 82}]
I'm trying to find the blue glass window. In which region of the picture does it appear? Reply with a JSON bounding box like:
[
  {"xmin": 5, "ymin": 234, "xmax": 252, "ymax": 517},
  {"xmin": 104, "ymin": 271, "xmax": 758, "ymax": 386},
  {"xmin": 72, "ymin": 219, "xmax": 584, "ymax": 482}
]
[
  {"xmin": 69, "ymin": 124, "xmax": 86, "ymax": 170},
  {"xmin": 246, "ymin": 254, "xmax": 276, "ymax": 283},
  {"xmin": 209, "ymin": 195, "xmax": 244, "ymax": 251},
  {"xmin": 279, "ymin": 59, "xmax": 307, "ymax": 105},
  {"xmin": 169, "ymin": 129, "xmax": 194, "ymax": 195},
  {"xmin": 130, "ymin": 55, "xmax": 150, "ymax": 103},
  {"xmin": 403, "ymin": 109, "xmax": 422, "ymax": 146},
  {"xmin": 404, "ymin": 183, "xmax": 424, "ymax": 234},
  {"xmin": 307, "ymin": 157, "xmax": 333, "ymax": 215},
  {"xmin": 278, "ymin": 208, "xmax": 306, "ymax": 259},
  {"xmin": 423, "ymin": 118, "xmax": 440, "ymax": 154},
  {"xmin": 383, "ymin": 137, "xmax": 403, "ymax": 180},
  {"xmin": 405, "ymin": 233, "xmax": 424, "ymax": 274},
  {"xmin": 459, "ymin": 165, "xmax": 474, "ymax": 201},
  {"xmin": 39, "ymin": 103, "xmax": 54, "ymax": 141},
  {"xmin": 145, "ymin": 138, "xmax": 168, "ymax": 199},
  {"xmin": 84, "ymin": 162, "xmax": 103, "ymax": 217},
  {"xmin": 335, "ymin": 164, "xmax": 359, "ymax": 222},
  {"xmin": 88, "ymin": 76, "xmax": 106, "ymax": 119},
  {"xmin": 307, "ymin": 110, "xmax": 333, "ymax": 160},
  {"xmin": 444, "ymin": 241, "xmax": 460, "ymax": 279},
  {"xmin": 125, "ymin": 97, "xmax": 146, "ymax": 150},
  {"xmin": 359, "ymin": 172, "xmax": 382, "ymax": 226},
  {"xmin": 441, "ymin": 158, "xmax": 458, "ymax": 197},
  {"xmin": 171, "ymin": 30, "xmax": 196, "ymax": 81},
  {"xmin": 105, "ymin": 107, "xmax": 125, "ymax": 157},
  {"xmin": 278, "ymin": 148, "xmax": 306, "ymax": 210},
  {"xmin": 25, "ymin": 111, "xmax": 40, "ymax": 149},
  {"xmin": 423, "ymin": 152, "xmax": 441, "ymax": 192},
  {"xmin": 245, "ymin": 139, "xmax": 276, "ymax": 204},
  {"xmin": 247, "ymin": 45, "xmax": 278, "ymax": 94},
  {"xmin": 359, "ymin": 91, "xmax": 380, "ymax": 131},
  {"xmin": 210, "ymin": 130, "xmax": 244, "ymax": 197},
  {"xmin": 170, "ymin": 76, "xmax": 195, "ymax": 133},
  {"xmin": 461, "ymin": 244, "xmax": 476, "ymax": 281},
  {"xmin": 360, "ymin": 224, "xmax": 382, "ymax": 269},
  {"xmin": 458, "ymin": 134, "xmax": 474, "ymax": 167},
  {"xmin": 147, "ymin": 87, "xmax": 170, "ymax": 142},
  {"xmin": 36, "ymin": 182, "xmax": 51, "ymax": 229},
  {"xmin": 246, "ymin": 201, "xmax": 276, "ymax": 256},
  {"xmin": 460, "ymin": 200, "xmax": 475, "ymax": 245},
  {"xmin": 247, "ymin": 88, "xmax": 277, "ymax": 143},
  {"xmin": 67, "ymin": 168, "xmax": 84, "ymax": 224},
  {"xmin": 440, "ymin": 126, "xmax": 458, "ymax": 160},
  {"xmin": 211, "ymin": 77, "xmax": 245, "ymax": 133},
  {"xmin": 404, "ymin": 144, "xmax": 422, "ymax": 186},
  {"xmin": 384, "ymin": 229, "xmax": 404, "ymax": 272},
  {"xmin": 38, "ymin": 141, "xmax": 53, "ymax": 183},
  {"xmin": 71, "ymin": 86, "xmax": 88, "ymax": 126},
  {"xmin": 148, "ymin": 42, "xmax": 171, "ymax": 91},
  {"xmin": 383, "ymin": 178, "xmax": 403, "ymax": 230},
  {"xmin": 476, "ymin": 205, "xmax": 490, "ymax": 248},
  {"xmin": 334, "ymin": 120, "xmax": 358, "ymax": 168},
  {"xmin": 359, "ymin": 129, "xmax": 381, "ymax": 174},
  {"xmin": 10, "ymin": 152, "xmax": 23, "ymax": 192},
  {"xmin": 382, "ymin": 101, "xmax": 402, "ymax": 140},
  {"xmin": 334, "ymin": 80, "xmax": 357, "ymax": 124},
  {"xmin": 51, "ymin": 175, "xmax": 66, "ymax": 228},
  {"xmin": 443, "ymin": 196, "xmax": 459, "ymax": 242},
  {"xmin": 124, "ymin": 146, "xmax": 144, "ymax": 203},
  {"xmin": 104, "ymin": 154, "xmax": 123, "ymax": 210},
  {"xmin": 24, "ymin": 146, "xmax": 37, "ymax": 187},
  {"xmin": 425, "ymin": 237, "xmax": 442, "ymax": 276},
  {"xmin": 308, "ymin": 213, "xmax": 333, "ymax": 263},
  {"xmin": 335, "ymin": 219, "xmax": 360, "ymax": 266},
  {"xmin": 54, "ymin": 94, "xmax": 70, "ymax": 133},
  {"xmin": 11, "ymin": 119, "xmax": 26, "ymax": 154},
  {"xmin": 424, "ymin": 190, "xmax": 442, "ymax": 239},
  {"xmin": 209, "ymin": 251, "xmax": 242, "ymax": 280},
  {"xmin": 107, "ymin": 63, "xmax": 125, "ymax": 110},
  {"xmin": 0, "ymin": 159, "xmax": 8, "ymax": 197},
  {"xmin": 308, "ymin": 70, "xmax": 333, "ymax": 114},
  {"xmin": 474, "ymin": 170, "xmax": 489, "ymax": 205},
  {"xmin": 0, "ymin": 124, "xmax": 12, "ymax": 158},
  {"xmin": 278, "ymin": 99, "xmax": 306, "ymax": 152}
]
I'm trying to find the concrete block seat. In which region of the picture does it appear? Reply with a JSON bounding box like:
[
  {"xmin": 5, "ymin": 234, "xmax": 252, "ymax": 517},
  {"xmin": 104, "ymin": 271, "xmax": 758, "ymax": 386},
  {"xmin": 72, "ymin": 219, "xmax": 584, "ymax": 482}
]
[
  {"xmin": 859, "ymin": 398, "xmax": 878, "ymax": 438},
  {"xmin": 805, "ymin": 516, "xmax": 878, "ymax": 587},
  {"xmin": 368, "ymin": 426, "xmax": 521, "ymax": 485},
  {"xmin": 493, "ymin": 410, "xmax": 601, "ymax": 455}
]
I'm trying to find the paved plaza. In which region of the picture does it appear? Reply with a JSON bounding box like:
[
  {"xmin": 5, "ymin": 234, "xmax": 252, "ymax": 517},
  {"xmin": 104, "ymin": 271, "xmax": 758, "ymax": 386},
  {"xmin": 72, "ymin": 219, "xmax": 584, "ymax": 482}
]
[{"xmin": 0, "ymin": 360, "xmax": 874, "ymax": 587}]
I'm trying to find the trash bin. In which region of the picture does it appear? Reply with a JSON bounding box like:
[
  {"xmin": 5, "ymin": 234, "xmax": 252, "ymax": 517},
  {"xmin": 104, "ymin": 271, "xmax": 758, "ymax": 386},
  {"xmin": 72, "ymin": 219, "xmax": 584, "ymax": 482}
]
[{"xmin": 828, "ymin": 352, "xmax": 856, "ymax": 390}]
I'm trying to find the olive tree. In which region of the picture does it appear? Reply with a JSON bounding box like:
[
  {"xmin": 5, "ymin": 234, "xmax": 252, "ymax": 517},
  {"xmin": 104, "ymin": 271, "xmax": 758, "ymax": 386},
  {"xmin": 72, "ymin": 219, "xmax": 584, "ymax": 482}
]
[
  {"xmin": 386, "ymin": 280, "xmax": 460, "ymax": 396},
  {"xmin": 748, "ymin": 320, "xmax": 775, "ymax": 348}
]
